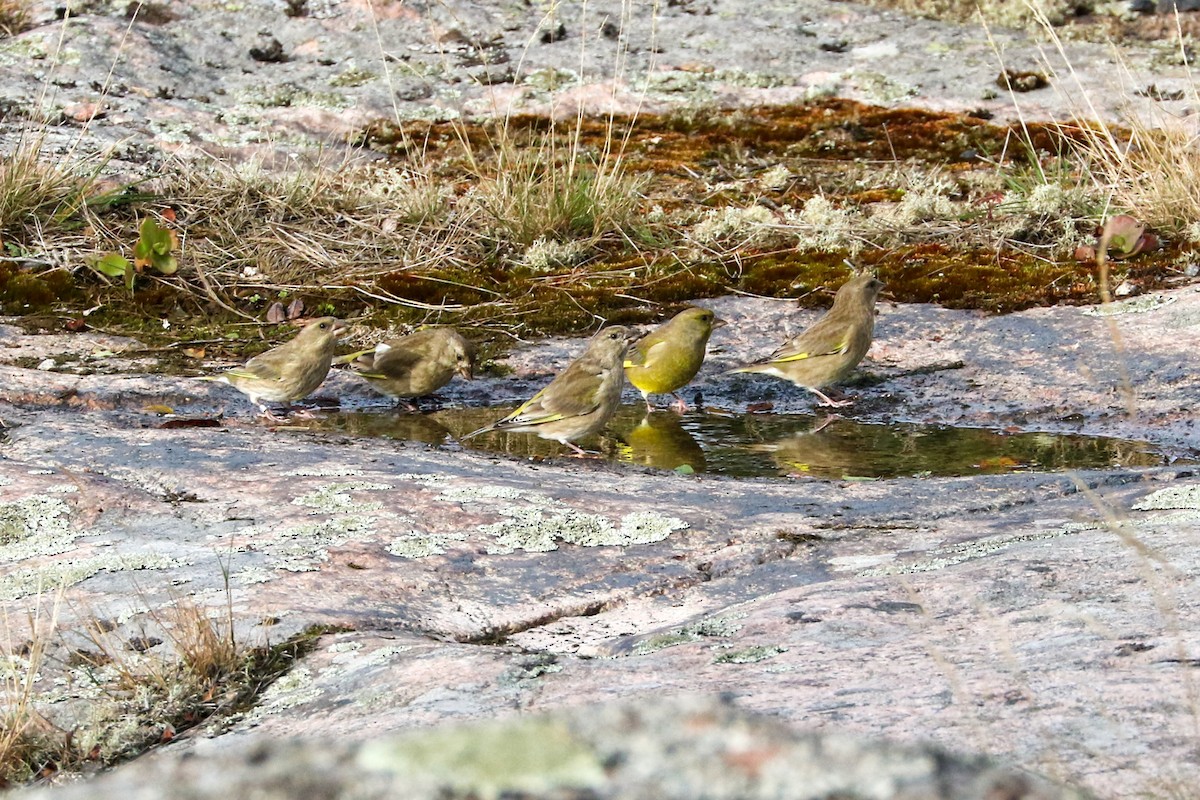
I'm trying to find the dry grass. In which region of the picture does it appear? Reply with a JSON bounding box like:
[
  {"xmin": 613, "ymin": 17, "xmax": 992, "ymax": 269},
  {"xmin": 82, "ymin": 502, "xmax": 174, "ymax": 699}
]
[
  {"xmin": 0, "ymin": 138, "xmax": 100, "ymax": 247},
  {"xmin": 0, "ymin": 0, "xmax": 29, "ymax": 38},
  {"xmin": 0, "ymin": 594, "xmax": 66, "ymax": 788},
  {"xmin": 0, "ymin": 584, "xmax": 316, "ymax": 787}
]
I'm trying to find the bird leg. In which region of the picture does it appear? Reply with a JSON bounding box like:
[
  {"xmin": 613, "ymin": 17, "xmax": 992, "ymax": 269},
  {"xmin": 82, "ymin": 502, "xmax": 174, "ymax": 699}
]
[
  {"xmin": 810, "ymin": 387, "xmax": 853, "ymax": 408},
  {"xmin": 562, "ymin": 441, "xmax": 598, "ymax": 458},
  {"xmin": 670, "ymin": 392, "xmax": 689, "ymax": 414}
]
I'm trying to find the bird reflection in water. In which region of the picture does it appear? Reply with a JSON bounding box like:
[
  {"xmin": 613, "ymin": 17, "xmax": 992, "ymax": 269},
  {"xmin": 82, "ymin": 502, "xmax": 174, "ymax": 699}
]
[{"xmin": 611, "ymin": 411, "xmax": 707, "ymax": 473}]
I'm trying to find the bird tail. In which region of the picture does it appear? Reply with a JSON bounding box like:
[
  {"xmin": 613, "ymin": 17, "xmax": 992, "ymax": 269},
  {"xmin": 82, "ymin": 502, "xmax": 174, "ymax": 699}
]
[
  {"xmin": 333, "ymin": 348, "xmax": 373, "ymax": 367},
  {"xmin": 724, "ymin": 362, "xmax": 769, "ymax": 375},
  {"xmin": 460, "ymin": 424, "xmax": 493, "ymax": 441},
  {"xmin": 196, "ymin": 375, "xmax": 230, "ymax": 384}
]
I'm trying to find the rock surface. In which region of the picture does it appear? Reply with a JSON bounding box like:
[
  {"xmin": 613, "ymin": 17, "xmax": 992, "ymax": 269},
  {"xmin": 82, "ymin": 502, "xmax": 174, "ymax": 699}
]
[
  {"xmin": 2, "ymin": 286, "xmax": 1200, "ymax": 797},
  {"xmin": 17, "ymin": 696, "xmax": 1088, "ymax": 800},
  {"xmin": 0, "ymin": 0, "xmax": 1192, "ymax": 173}
]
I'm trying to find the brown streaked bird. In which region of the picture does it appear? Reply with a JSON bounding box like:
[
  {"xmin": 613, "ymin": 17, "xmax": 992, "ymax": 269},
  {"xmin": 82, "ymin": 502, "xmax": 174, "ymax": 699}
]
[
  {"xmin": 343, "ymin": 327, "xmax": 474, "ymax": 409},
  {"xmin": 203, "ymin": 316, "xmax": 345, "ymax": 418},
  {"xmin": 624, "ymin": 307, "xmax": 725, "ymax": 413},
  {"xmin": 728, "ymin": 272, "xmax": 883, "ymax": 407},
  {"xmin": 462, "ymin": 326, "xmax": 634, "ymax": 456}
]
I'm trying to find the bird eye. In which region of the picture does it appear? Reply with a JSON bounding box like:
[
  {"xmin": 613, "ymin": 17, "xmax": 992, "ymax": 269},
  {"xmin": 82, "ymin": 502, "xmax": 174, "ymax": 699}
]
[{"xmin": 318, "ymin": 322, "xmax": 328, "ymax": 329}]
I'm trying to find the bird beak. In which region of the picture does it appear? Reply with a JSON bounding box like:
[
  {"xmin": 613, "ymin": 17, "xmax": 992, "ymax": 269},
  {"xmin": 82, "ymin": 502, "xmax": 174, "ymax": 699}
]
[
  {"xmin": 712, "ymin": 317, "xmax": 728, "ymax": 330},
  {"xmin": 457, "ymin": 363, "xmax": 474, "ymax": 381}
]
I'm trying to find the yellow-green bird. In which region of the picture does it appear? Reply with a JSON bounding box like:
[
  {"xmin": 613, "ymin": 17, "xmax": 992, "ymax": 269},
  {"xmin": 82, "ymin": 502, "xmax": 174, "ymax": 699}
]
[
  {"xmin": 343, "ymin": 327, "xmax": 474, "ymax": 409},
  {"xmin": 204, "ymin": 316, "xmax": 345, "ymax": 418},
  {"xmin": 624, "ymin": 307, "xmax": 725, "ymax": 413},
  {"xmin": 463, "ymin": 326, "xmax": 634, "ymax": 456},
  {"xmin": 729, "ymin": 272, "xmax": 883, "ymax": 407}
]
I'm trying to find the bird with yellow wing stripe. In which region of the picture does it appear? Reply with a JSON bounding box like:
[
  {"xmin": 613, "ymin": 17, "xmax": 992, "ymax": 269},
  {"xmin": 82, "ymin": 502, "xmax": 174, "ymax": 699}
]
[
  {"xmin": 462, "ymin": 326, "xmax": 634, "ymax": 456},
  {"xmin": 624, "ymin": 307, "xmax": 725, "ymax": 413},
  {"xmin": 728, "ymin": 272, "xmax": 883, "ymax": 407}
]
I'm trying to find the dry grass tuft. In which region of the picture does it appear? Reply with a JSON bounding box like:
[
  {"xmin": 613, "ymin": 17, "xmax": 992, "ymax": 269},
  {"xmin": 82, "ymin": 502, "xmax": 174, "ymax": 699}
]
[
  {"xmin": 0, "ymin": 139, "xmax": 99, "ymax": 246},
  {"xmin": 470, "ymin": 136, "xmax": 648, "ymax": 250},
  {"xmin": 0, "ymin": 0, "xmax": 30, "ymax": 38}
]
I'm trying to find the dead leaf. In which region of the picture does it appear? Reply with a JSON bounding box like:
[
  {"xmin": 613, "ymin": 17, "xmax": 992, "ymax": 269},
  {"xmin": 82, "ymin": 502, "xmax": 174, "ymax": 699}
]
[
  {"xmin": 64, "ymin": 318, "xmax": 88, "ymax": 332},
  {"xmin": 287, "ymin": 297, "xmax": 305, "ymax": 319},
  {"xmin": 746, "ymin": 402, "xmax": 774, "ymax": 413},
  {"xmin": 266, "ymin": 301, "xmax": 286, "ymax": 324},
  {"xmin": 181, "ymin": 347, "xmax": 206, "ymax": 359}
]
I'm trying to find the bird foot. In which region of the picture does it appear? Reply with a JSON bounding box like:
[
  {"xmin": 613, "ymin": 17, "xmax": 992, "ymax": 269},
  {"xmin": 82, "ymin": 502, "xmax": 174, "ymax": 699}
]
[
  {"xmin": 670, "ymin": 394, "xmax": 689, "ymax": 414},
  {"xmin": 812, "ymin": 388, "xmax": 853, "ymax": 408}
]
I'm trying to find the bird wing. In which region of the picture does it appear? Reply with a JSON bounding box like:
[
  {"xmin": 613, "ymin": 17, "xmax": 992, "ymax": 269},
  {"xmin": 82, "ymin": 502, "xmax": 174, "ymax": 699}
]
[
  {"xmin": 230, "ymin": 347, "xmax": 294, "ymax": 382},
  {"xmin": 502, "ymin": 359, "xmax": 606, "ymax": 426},
  {"xmin": 761, "ymin": 318, "xmax": 854, "ymax": 364},
  {"xmin": 623, "ymin": 336, "xmax": 666, "ymax": 369},
  {"xmin": 365, "ymin": 344, "xmax": 425, "ymax": 378}
]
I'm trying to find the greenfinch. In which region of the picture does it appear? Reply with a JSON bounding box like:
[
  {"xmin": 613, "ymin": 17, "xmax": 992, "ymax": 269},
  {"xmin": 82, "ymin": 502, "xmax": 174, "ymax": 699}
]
[
  {"xmin": 204, "ymin": 316, "xmax": 345, "ymax": 418},
  {"xmin": 343, "ymin": 327, "xmax": 474, "ymax": 408},
  {"xmin": 729, "ymin": 272, "xmax": 883, "ymax": 407},
  {"xmin": 463, "ymin": 326, "xmax": 634, "ymax": 456},
  {"xmin": 624, "ymin": 307, "xmax": 725, "ymax": 413}
]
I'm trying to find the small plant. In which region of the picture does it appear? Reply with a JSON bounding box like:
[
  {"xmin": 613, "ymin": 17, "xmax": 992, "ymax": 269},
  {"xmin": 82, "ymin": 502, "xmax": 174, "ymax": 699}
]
[
  {"xmin": 89, "ymin": 213, "xmax": 179, "ymax": 291},
  {"xmin": 1074, "ymin": 214, "xmax": 1159, "ymax": 264}
]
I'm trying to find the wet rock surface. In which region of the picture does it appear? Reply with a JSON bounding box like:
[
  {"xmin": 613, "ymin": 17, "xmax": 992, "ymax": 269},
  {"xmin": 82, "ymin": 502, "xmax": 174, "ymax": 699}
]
[{"xmin": 2, "ymin": 288, "xmax": 1200, "ymax": 797}]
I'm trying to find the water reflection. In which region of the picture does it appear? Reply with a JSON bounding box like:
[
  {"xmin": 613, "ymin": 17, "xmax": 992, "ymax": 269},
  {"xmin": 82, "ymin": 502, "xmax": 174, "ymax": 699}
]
[
  {"xmin": 611, "ymin": 411, "xmax": 707, "ymax": 473},
  {"xmin": 306, "ymin": 405, "xmax": 1184, "ymax": 480}
]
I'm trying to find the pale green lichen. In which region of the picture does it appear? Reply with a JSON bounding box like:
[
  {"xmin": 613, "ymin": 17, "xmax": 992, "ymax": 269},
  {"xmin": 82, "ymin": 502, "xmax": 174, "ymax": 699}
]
[
  {"xmin": 330, "ymin": 67, "xmax": 377, "ymax": 87},
  {"xmin": 631, "ymin": 614, "xmax": 746, "ymax": 655},
  {"xmin": 713, "ymin": 645, "xmax": 788, "ymax": 664},
  {"xmin": 358, "ymin": 718, "xmax": 605, "ymax": 795},
  {"xmin": 283, "ymin": 466, "xmax": 366, "ymax": 477},
  {"xmin": 439, "ymin": 484, "xmax": 539, "ymax": 504},
  {"xmin": 484, "ymin": 508, "xmax": 687, "ymax": 554},
  {"xmin": 1132, "ymin": 484, "xmax": 1200, "ymax": 511},
  {"xmin": 711, "ymin": 68, "xmax": 789, "ymax": 89},
  {"xmin": 523, "ymin": 237, "xmax": 588, "ymax": 272},
  {"xmin": 292, "ymin": 482, "xmax": 392, "ymax": 513},
  {"xmin": 1083, "ymin": 294, "xmax": 1178, "ymax": 317},
  {"xmin": 0, "ymin": 554, "xmax": 191, "ymax": 601},
  {"xmin": 757, "ymin": 165, "xmax": 792, "ymax": 191},
  {"xmin": 847, "ymin": 70, "xmax": 918, "ymax": 104},
  {"xmin": 859, "ymin": 527, "xmax": 1071, "ymax": 577},
  {"xmin": 524, "ymin": 67, "xmax": 578, "ymax": 92},
  {"xmin": 784, "ymin": 195, "xmax": 861, "ymax": 254},
  {"xmin": 0, "ymin": 495, "xmax": 74, "ymax": 551},
  {"xmin": 388, "ymin": 532, "xmax": 464, "ymax": 559},
  {"xmin": 689, "ymin": 205, "xmax": 776, "ymax": 247},
  {"xmin": 248, "ymin": 666, "xmax": 322, "ymax": 717},
  {"xmin": 234, "ymin": 84, "xmax": 353, "ymax": 110}
]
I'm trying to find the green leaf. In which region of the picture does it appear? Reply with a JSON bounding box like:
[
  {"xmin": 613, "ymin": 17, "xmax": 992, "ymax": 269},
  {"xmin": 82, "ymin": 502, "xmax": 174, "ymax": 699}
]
[
  {"xmin": 91, "ymin": 253, "xmax": 130, "ymax": 278},
  {"xmin": 153, "ymin": 254, "xmax": 179, "ymax": 275},
  {"xmin": 124, "ymin": 260, "xmax": 135, "ymax": 294}
]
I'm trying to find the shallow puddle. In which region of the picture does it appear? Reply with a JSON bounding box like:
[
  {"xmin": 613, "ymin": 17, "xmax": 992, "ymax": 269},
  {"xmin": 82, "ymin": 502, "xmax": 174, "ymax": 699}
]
[{"xmin": 303, "ymin": 405, "xmax": 1185, "ymax": 480}]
